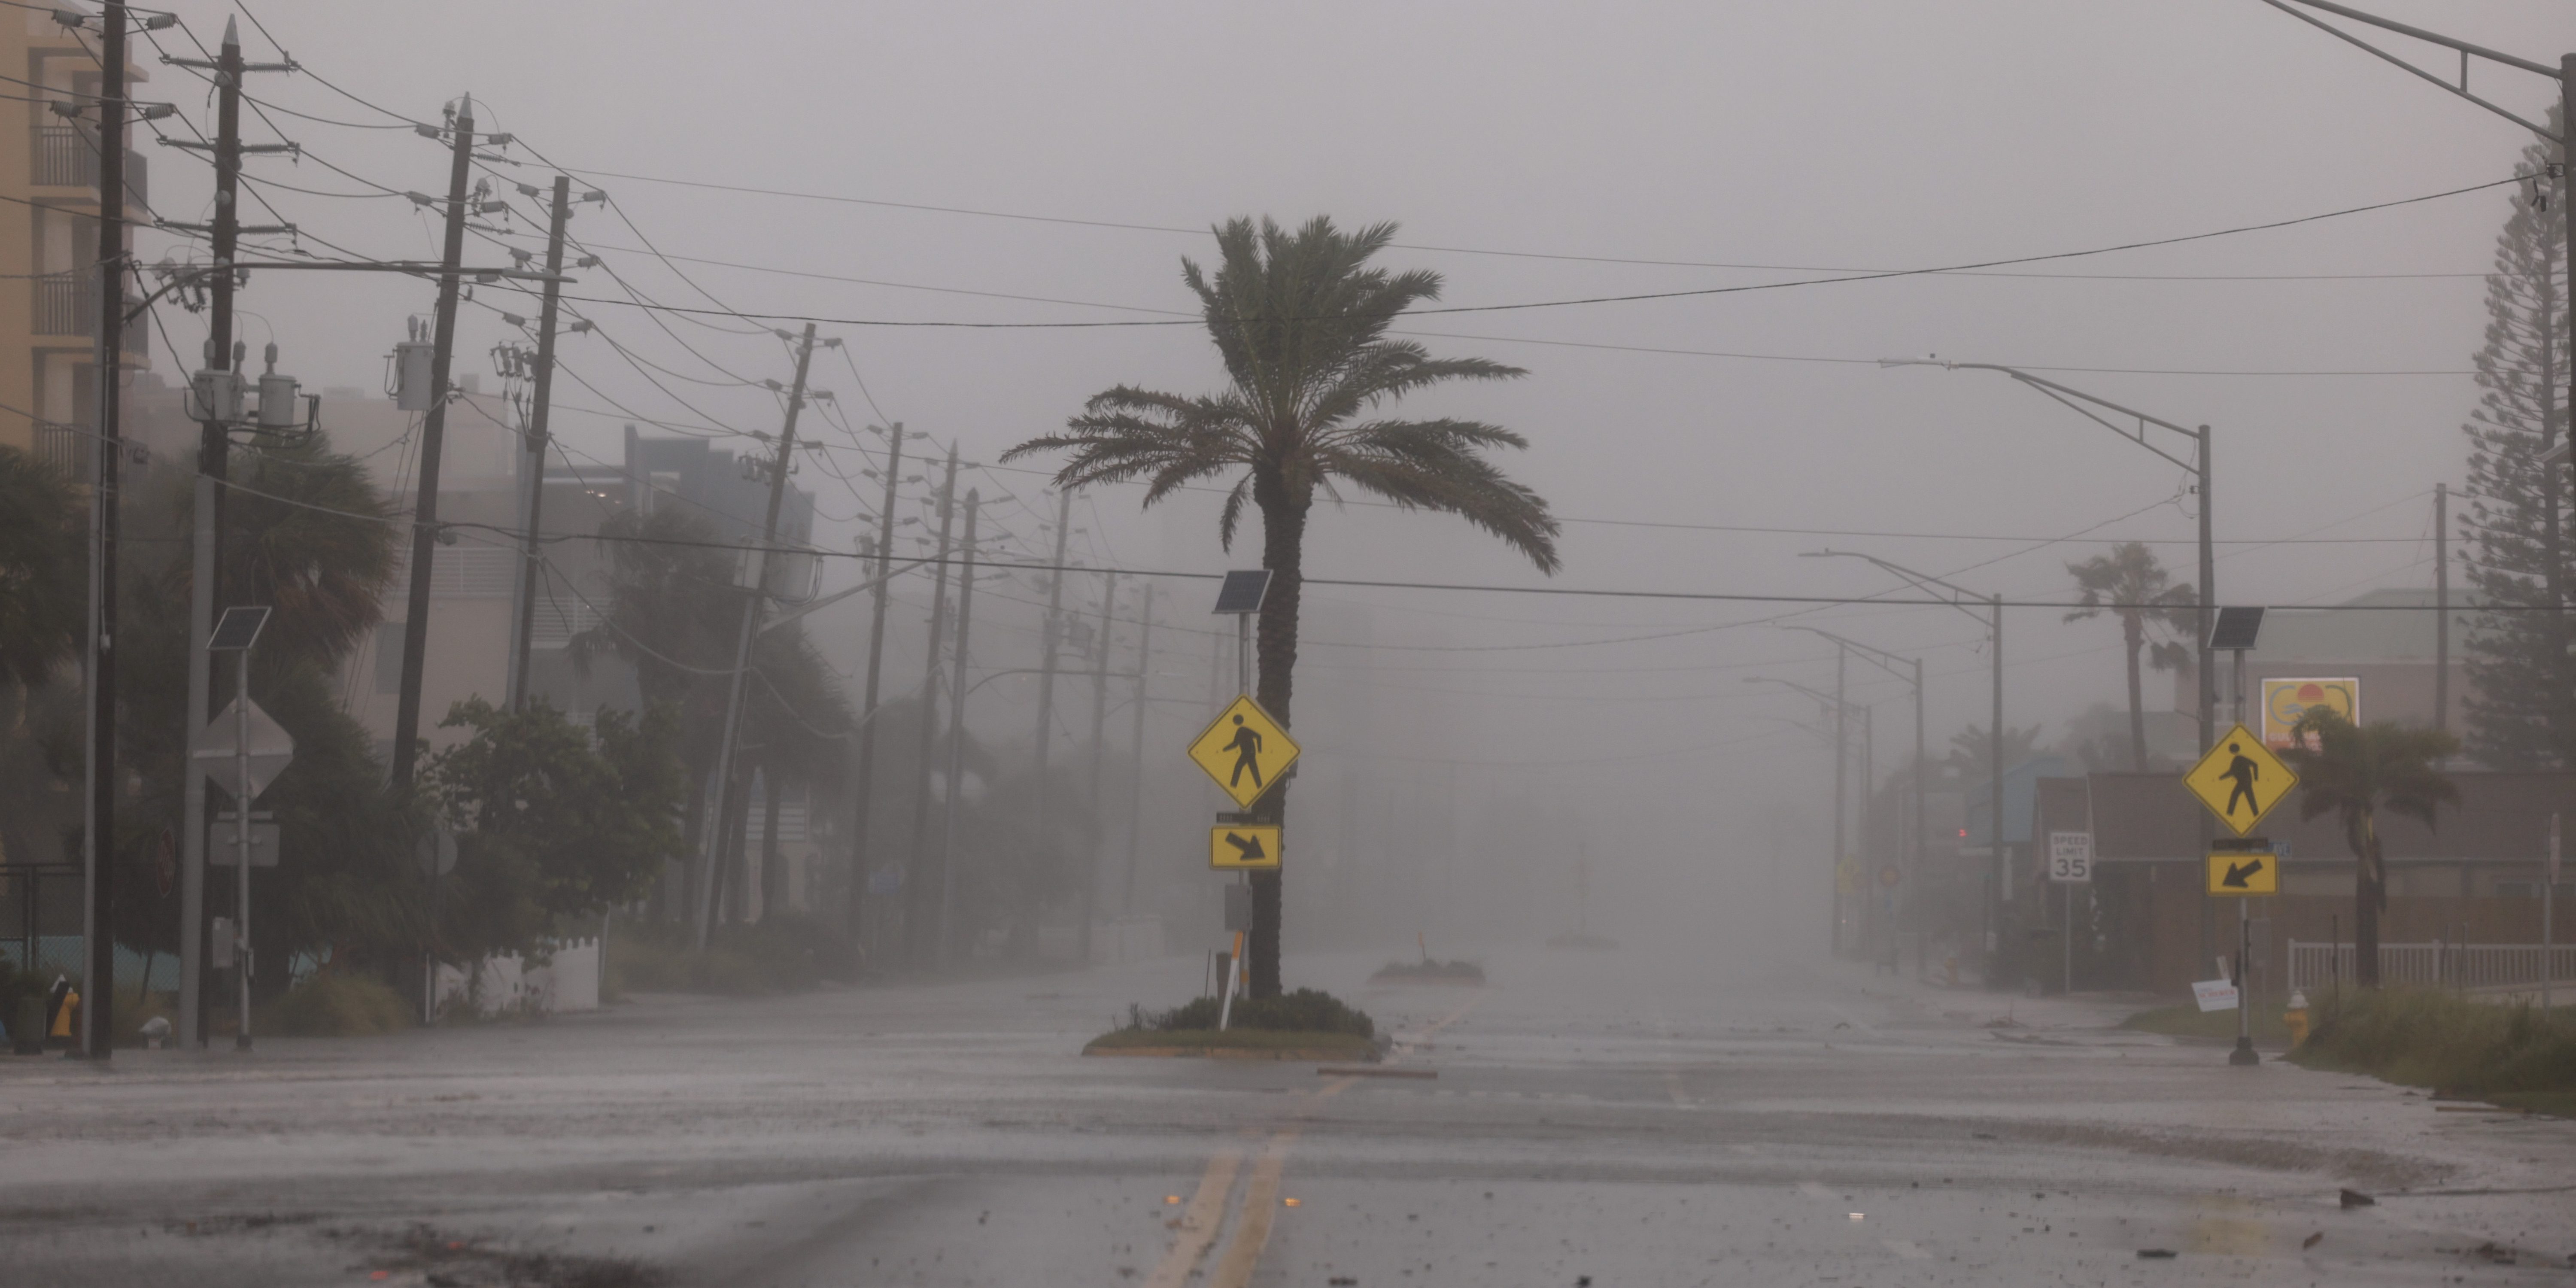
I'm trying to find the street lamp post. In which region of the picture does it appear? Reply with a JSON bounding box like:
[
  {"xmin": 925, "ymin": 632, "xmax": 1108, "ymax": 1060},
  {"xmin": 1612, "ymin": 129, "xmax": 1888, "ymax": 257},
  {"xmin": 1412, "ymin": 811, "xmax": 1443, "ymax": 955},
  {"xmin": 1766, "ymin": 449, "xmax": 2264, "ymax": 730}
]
[
  {"xmin": 1747, "ymin": 674, "xmax": 1861, "ymax": 954},
  {"xmin": 1785, "ymin": 626, "xmax": 1926, "ymax": 958},
  {"xmin": 1804, "ymin": 552, "xmax": 2007, "ymax": 981}
]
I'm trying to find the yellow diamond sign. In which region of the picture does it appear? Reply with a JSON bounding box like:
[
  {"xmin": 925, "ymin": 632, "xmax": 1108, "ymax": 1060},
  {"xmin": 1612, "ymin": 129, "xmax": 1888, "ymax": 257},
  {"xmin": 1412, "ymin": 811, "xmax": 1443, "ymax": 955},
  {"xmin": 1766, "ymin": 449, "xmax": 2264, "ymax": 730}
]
[
  {"xmin": 2182, "ymin": 723, "xmax": 2297, "ymax": 836},
  {"xmin": 1188, "ymin": 695, "xmax": 1300, "ymax": 808}
]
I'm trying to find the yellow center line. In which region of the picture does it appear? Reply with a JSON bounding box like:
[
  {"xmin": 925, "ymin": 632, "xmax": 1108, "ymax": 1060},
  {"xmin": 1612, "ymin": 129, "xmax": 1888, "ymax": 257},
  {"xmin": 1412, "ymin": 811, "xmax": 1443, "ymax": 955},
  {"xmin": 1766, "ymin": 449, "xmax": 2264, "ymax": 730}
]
[
  {"xmin": 1205, "ymin": 1133, "xmax": 1290, "ymax": 1288},
  {"xmin": 1142, "ymin": 1147, "xmax": 1243, "ymax": 1288}
]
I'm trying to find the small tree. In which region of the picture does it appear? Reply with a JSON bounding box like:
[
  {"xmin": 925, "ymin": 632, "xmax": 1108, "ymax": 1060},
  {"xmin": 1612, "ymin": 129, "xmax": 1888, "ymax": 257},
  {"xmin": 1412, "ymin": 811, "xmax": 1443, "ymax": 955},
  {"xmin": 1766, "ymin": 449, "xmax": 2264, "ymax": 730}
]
[
  {"xmin": 2063, "ymin": 542, "xmax": 2196, "ymax": 771},
  {"xmin": 421, "ymin": 698, "xmax": 688, "ymax": 962},
  {"xmin": 2278, "ymin": 708, "xmax": 2458, "ymax": 987}
]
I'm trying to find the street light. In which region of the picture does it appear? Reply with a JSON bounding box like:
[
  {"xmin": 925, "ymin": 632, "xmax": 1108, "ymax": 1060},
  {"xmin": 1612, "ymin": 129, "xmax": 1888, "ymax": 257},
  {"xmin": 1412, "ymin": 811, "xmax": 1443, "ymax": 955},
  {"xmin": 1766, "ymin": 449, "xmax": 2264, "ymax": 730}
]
[
  {"xmin": 1784, "ymin": 626, "xmax": 1926, "ymax": 959},
  {"xmin": 1802, "ymin": 550, "xmax": 2008, "ymax": 976}
]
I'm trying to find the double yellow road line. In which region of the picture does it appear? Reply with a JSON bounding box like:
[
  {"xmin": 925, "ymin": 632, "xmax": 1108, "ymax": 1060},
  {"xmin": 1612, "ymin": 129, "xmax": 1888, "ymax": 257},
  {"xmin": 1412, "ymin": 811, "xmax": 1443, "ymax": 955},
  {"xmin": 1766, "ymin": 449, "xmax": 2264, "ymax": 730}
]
[{"xmin": 1145, "ymin": 1079, "xmax": 1354, "ymax": 1288}]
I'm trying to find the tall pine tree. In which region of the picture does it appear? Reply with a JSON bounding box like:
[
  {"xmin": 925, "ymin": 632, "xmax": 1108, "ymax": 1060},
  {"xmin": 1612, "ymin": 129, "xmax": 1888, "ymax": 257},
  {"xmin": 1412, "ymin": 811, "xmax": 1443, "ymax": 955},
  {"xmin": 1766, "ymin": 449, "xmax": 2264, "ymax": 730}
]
[{"xmin": 2460, "ymin": 105, "xmax": 2571, "ymax": 769}]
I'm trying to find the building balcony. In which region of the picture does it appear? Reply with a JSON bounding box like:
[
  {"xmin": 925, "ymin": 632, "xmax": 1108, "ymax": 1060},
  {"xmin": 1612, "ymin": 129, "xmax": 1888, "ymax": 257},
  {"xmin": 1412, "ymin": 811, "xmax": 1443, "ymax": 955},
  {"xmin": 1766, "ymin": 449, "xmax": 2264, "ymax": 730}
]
[
  {"xmin": 33, "ymin": 276, "xmax": 149, "ymax": 355},
  {"xmin": 31, "ymin": 126, "xmax": 148, "ymax": 210},
  {"xmin": 33, "ymin": 421, "xmax": 89, "ymax": 483}
]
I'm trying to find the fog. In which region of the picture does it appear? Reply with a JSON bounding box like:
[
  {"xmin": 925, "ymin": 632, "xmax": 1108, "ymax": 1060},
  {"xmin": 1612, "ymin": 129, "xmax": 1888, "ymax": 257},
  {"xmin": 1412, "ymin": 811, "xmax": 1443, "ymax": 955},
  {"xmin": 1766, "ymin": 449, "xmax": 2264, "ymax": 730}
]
[{"xmin": 127, "ymin": 0, "xmax": 2570, "ymax": 963}]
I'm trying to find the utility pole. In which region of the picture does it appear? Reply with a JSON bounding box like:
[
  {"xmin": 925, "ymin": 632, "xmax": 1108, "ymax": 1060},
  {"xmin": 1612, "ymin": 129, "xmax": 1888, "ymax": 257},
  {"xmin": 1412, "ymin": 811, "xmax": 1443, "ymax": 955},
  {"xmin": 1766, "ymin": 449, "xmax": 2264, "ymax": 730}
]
[
  {"xmin": 2435, "ymin": 481, "xmax": 2450, "ymax": 734},
  {"xmin": 1078, "ymin": 572, "xmax": 1117, "ymax": 963},
  {"xmin": 902, "ymin": 446, "xmax": 961, "ymax": 966},
  {"xmin": 844, "ymin": 423, "xmax": 907, "ymax": 947},
  {"xmin": 79, "ymin": 0, "xmax": 128, "ymax": 1061},
  {"xmin": 506, "ymin": 176, "xmax": 574, "ymax": 713},
  {"xmin": 935, "ymin": 490, "xmax": 980, "ymax": 970},
  {"xmin": 168, "ymin": 18, "xmax": 289, "ymax": 1050},
  {"xmin": 1026, "ymin": 488, "xmax": 1075, "ymax": 951},
  {"xmin": 695, "ymin": 324, "xmax": 821, "ymax": 947},
  {"xmin": 1990, "ymin": 593, "xmax": 2006, "ymax": 970},
  {"xmin": 1831, "ymin": 646, "xmax": 1846, "ymax": 956},
  {"xmin": 387, "ymin": 94, "xmax": 482, "ymax": 791},
  {"xmin": 1119, "ymin": 582, "xmax": 1154, "ymax": 913}
]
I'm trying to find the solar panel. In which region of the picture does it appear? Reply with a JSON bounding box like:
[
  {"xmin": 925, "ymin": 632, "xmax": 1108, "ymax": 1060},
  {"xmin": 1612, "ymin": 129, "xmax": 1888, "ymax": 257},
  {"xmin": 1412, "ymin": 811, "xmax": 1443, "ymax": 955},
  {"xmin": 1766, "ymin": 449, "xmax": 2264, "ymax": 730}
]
[
  {"xmin": 1212, "ymin": 569, "xmax": 1271, "ymax": 615},
  {"xmin": 2206, "ymin": 606, "xmax": 2264, "ymax": 653},
  {"xmin": 207, "ymin": 605, "xmax": 272, "ymax": 653}
]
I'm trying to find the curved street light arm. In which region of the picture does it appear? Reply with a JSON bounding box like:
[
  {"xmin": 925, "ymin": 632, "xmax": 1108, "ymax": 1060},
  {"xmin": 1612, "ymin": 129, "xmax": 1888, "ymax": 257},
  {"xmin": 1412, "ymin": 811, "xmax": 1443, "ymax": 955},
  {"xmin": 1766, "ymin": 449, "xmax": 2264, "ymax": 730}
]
[{"xmin": 1781, "ymin": 625, "xmax": 1917, "ymax": 688}]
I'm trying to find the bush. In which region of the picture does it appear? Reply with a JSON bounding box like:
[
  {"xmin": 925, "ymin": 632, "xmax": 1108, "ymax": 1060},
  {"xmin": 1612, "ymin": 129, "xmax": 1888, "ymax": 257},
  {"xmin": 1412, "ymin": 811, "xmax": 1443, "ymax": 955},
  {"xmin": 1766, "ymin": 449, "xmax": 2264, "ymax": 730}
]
[
  {"xmin": 265, "ymin": 972, "xmax": 412, "ymax": 1037},
  {"xmin": 1372, "ymin": 958, "xmax": 1484, "ymax": 983},
  {"xmin": 2290, "ymin": 987, "xmax": 2576, "ymax": 1096},
  {"xmin": 1145, "ymin": 988, "xmax": 1373, "ymax": 1038},
  {"xmin": 604, "ymin": 914, "xmax": 859, "ymax": 998}
]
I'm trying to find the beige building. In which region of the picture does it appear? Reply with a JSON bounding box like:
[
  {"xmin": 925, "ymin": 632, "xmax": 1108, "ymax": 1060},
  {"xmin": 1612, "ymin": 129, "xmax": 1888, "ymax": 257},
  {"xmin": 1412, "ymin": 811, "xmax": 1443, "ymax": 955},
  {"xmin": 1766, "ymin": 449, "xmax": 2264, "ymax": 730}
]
[{"xmin": 0, "ymin": 7, "xmax": 149, "ymax": 463}]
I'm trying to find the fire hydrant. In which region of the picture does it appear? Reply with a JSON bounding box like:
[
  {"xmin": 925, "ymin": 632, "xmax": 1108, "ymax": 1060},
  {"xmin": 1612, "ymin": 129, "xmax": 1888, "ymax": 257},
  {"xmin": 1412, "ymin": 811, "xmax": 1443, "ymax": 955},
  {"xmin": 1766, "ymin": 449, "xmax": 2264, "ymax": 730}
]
[{"xmin": 2283, "ymin": 990, "xmax": 2310, "ymax": 1049}]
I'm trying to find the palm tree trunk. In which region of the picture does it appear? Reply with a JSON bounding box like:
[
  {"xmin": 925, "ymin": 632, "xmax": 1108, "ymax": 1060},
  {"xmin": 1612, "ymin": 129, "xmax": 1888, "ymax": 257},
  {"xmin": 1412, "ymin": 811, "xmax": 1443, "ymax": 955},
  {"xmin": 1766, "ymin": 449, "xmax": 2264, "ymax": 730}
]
[
  {"xmin": 1248, "ymin": 477, "xmax": 1308, "ymax": 1000},
  {"xmin": 2354, "ymin": 810, "xmax": 2383, "ymax": 988},
  {"xmin": 2123, "ymin": 611, "xmax": 2147, "ymax": 772}
]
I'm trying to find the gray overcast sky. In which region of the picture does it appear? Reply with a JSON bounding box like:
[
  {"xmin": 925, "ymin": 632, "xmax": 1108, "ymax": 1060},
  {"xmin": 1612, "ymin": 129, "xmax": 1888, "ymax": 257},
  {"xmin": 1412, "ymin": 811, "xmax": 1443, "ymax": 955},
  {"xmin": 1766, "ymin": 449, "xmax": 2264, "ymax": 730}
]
[{"xmin": 134, "ymin": 0, "xmax": 2573, "ymax": 929}]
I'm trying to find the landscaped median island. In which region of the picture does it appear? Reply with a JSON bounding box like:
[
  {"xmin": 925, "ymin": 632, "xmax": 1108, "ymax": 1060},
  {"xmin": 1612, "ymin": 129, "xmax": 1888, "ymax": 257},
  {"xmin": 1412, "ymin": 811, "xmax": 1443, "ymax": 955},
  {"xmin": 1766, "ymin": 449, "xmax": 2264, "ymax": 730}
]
[
  {"xmin": 1084, "ymin": 988, "xmax": 1382, "ymax": 1061},
  {"xmin": 2286, "ymin": 988, "xmax": 2576, "ymax": 1117},
  {"xmin": 1369, "ymin": 957, "xmax": 1486, "ymax": 985}
]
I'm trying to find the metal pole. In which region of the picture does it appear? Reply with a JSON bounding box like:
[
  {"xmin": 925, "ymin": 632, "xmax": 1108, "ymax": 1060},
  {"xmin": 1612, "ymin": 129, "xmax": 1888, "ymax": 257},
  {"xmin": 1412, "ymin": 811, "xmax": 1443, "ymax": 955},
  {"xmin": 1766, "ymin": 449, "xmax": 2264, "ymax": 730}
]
[
  {"xmin": 79, "ymin": 0, "xmax": 128, "ymax": 1061},
  {"xmin": 389, "ymin": 95, "xmax": 482, "ymax": 790},
  {"xmin": 2546, "ymin": 812, "xmax": 2558, "ymax": 1011},
  {"xmin": 1832, "ymin": 646, "xmax": 1846, "ymax": 956},
  {"xmin": 2231, "ymin": 644, "xmax": 2257, "ymax": 1065},
  {"xmin": 233, "ymin": 650, "xmax": 252, "ymax": 1050},
  {"xmin": 694, "ymin": 324, "xmax": 819, "ymax": 947},
  {"xmin": 2562, "ymin": 55, "xmax": 2575, "ymax": 529},
  {"xmin": 2198, "ymin": 425, "xmax": 2218, "ymax": 982},
  {"xmin": 936, "ymin": 491, "xmax": 980, "ymax": 970},
  {"xmin": 1912, "ymin": 655, "xmax": 1925, "ymax": 914},
  {"xmin": 2434, "ymin": 483, "xmax": 2449, "ymax": 734},
  {"xmin": 179, "ymin": 17, "xmax": 250, "ymax": 1052},
  {"xmin": 902, "ymin": 447, "xmax": 960, "ymax": 966},
  {"xmin": 1990, "ymin": 594, "xmax": 2006, "ymax": 979},
  {"xmin": 1120, "ymin": 582, "xmax": 1154, "ymax": 913},
  {"xmin": 1236, "ymin": 612, "xmax": 1251, "ymax": 697},
  {"xmin": 1078, "ymin": 573, "xmax": 1116, "ymax": 962},
  {"xmin": 844, "ymin": 424, "xmax": 905, "ymax": 944},
  {"xmin": 1026, "ymin": 488, "xmax": 1073, "ymax": 952},
  {"xmin": 506, "ymin": 176, "xmax": 573, "ymax": 714}
]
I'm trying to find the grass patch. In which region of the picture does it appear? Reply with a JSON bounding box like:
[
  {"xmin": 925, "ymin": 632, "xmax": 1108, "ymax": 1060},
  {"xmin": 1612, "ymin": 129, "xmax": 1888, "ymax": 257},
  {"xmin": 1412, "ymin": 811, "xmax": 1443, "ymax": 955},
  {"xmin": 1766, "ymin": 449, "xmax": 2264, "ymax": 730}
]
[
  {"xmin": 263, "ymin": 972, "xmax": 413, "ymax": 1037},
  {"xmin": 1090, "ymin": 987, "xmax": 1378, "ymax": 1057},
  {"xmin": 2287, "ymin": 988, "xmax": 2576, "ymax": 1099},
  {"xmin": 2120, "ymin": 1001, "xmax": 2289, "ymax": 1043},
  {"xmin": 1371, "ymin": 958, "xmax": 1485, "ymax": 984},
  {"xmin": 605, "ymin": 914, "xmax": 858, "ymax": 998},
  {"xmin": 1084, "ymin": 1026, "xmax": 1379, "ymax": 1057}
]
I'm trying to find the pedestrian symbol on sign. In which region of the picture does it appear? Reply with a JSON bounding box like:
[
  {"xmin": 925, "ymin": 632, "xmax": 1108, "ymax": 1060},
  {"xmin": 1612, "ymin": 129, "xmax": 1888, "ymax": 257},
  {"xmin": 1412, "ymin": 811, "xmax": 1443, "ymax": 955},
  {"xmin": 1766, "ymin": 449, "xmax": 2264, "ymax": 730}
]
[
  {"xmin": 2220, "ymin": 741, "xmax": 2260, "ymax": 819},
  {"xmin": 1224, "ymin": 715, "xmax": 1264, "ymax": 790}
]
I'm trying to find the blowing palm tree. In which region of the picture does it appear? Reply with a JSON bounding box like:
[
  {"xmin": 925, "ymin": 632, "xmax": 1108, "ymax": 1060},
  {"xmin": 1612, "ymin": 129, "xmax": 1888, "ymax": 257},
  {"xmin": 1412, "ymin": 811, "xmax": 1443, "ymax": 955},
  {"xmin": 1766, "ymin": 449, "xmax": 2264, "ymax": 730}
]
[
  {"xmin": 2279, "ymin": 708, "xmax": 2458, "ymax": 988},
  {"xmin": 2063, "ymin": 542, "xmax": 2197, "ymax": 771},
  {"xmin": 1005, "ymin": 216, "xmax": 1559, "ymax": 997}
]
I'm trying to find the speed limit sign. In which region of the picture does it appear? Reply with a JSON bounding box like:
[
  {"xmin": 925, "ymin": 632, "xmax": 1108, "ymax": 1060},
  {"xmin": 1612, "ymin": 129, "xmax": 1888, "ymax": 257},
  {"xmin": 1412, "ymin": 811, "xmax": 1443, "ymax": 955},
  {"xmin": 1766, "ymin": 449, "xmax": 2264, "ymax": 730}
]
[{"xmin": 2047, "ymin": 832, "xmax": 2093, "ymax": 884}]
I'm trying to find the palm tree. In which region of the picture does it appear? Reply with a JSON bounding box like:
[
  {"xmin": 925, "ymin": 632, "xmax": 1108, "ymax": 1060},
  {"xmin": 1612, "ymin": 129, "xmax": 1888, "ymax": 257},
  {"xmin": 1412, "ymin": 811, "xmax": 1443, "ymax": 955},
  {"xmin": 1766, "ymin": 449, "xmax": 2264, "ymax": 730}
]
[
  {"xmin": 2063, "ymin": 542, "xmax": 2196, "ymax": 771},
  {"xmin": 1005, "ymin": 216, "xmax": 1559, "ymax": 997},
  {"xmin": 2278, "ymin": 708, "xmax": 2458, "ymax": 987}
]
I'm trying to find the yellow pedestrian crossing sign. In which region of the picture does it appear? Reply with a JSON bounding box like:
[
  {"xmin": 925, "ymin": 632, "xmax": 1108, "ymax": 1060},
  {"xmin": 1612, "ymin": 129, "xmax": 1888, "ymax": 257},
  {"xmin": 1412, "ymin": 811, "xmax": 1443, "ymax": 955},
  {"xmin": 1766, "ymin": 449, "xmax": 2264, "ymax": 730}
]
[
  {"xmin": 1188, "ymin": 695, "xmax": 1300, "ymax": 808},
  {"xmin": 1210, "ymin": 823, "xmax": 1282, "ymax": 871},
  {"xmin": 2182, "ymin": 723, "xmax": 2297, "ymax": 836},
  {"xmin": 2206, "ymin": 845, "xmax": 2278, "ymax": 897}
]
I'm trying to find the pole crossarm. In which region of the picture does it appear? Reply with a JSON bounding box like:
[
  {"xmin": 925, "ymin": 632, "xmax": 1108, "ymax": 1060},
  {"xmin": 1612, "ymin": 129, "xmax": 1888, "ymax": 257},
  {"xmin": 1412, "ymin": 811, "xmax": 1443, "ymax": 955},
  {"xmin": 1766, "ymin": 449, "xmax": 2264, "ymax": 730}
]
[
  {"xmin": 1888, "ymin": 358, "xmax": 2200, "ymax": 471},
  {"xmin": 1782, "ymin": 625, "xmax": 1917, "ymax": 687},
  {"xmin": 1744, "ymin": 674, "xmax": 1857, "ymax": 714},
  {"xmin": 2260, "ymin": 0, "xmax": 2561, "ymax": 140},
  {"xmin": 1803, "ymin": 550, "xmax": 1993, "ymax": 627}
]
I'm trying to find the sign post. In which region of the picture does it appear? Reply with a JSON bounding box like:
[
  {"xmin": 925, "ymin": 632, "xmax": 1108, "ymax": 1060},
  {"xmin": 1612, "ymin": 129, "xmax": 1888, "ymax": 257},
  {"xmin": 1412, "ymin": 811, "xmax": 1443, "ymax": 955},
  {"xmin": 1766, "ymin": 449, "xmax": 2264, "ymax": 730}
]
[
  {"xmin": 2047, "ymin": 832, "xmax": 2091, "ymax": 995},
  {"xmin": 201, "ymin": 607, "xmax": 283, "ymax": 1051},
  {"xmin": 2184, "ymin": 717, "xmax": 2294, "ymax": 1070},
  {"xmin": 1206, "ymin": 571, "xmax": 1276, "ymax": 1012},
  {"xmin": 2547, "ymin": 813, "xmax": 2558, "ymax": 1012}
]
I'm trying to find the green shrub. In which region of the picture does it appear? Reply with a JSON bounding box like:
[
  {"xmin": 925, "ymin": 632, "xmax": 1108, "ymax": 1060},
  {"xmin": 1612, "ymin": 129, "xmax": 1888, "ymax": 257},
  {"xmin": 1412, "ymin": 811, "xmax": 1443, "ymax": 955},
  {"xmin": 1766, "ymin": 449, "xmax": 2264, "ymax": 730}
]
[
  {"xmin": 265, "ymin": 972, "xmax": 413, "ymax": 1037},
  {"xmin": 2290, "ymin": 987, "xmax": 2576, "ymax": 1095},
  {"xmin": 1147, "ymin": 988, "xmax": 1373, "ymax": 1038}
]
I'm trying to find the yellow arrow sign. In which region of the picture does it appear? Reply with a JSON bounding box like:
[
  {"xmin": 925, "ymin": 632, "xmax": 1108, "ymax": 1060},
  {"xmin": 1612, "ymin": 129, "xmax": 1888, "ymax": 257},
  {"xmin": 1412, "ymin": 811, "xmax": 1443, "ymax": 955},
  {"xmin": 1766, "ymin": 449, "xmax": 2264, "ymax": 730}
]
[
  {"xmin": 1187, "ymin": 695, "xmax": 1300, "ymax": 808},
  {"xmin": 2206, "ymin": 846, "xmax": 2278, "ymax": 897},
  {"xmin": 1209, "ymin": 823, "xmax": 1282, "ymax": 871},
  {"xmin": 2182, "ymin": 723, "xmax": 2297, "ymax": 836}
]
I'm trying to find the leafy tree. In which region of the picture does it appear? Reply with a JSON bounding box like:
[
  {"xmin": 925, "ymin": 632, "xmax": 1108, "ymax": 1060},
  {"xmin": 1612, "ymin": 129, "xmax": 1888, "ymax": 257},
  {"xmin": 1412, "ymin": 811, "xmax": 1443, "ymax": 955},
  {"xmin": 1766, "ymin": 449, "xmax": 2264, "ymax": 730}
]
[
  {"xmin": 2279, "ymin": 708, "xmax": 2459, "ymax": 987},
  {"xmin": 2062, "ymin": 541, "xmax": 2196, "ymax": 771},
  {"xmin": 1005, "ymin": 216, "xmax": 1559, "ymax": 997},
  {"xmin": 2459, "ymin": 107, "xmax": 2572, "ymax": 769},
  {"xmin": 0, "ymin": 446, "xmax": 83, "ymax": 690},
  {"xmin": 419, "ymin": 697, "xmax": 688, "ymax": 962}
]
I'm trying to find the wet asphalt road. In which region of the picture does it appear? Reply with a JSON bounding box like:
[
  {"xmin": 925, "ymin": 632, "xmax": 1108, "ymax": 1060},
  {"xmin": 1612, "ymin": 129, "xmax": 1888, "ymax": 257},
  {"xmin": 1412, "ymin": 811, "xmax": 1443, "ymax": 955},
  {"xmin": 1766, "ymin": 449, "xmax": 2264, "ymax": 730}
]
[{"xmin": 3, "ymin": 943, "xmax": 2572, "ymax": 1286}]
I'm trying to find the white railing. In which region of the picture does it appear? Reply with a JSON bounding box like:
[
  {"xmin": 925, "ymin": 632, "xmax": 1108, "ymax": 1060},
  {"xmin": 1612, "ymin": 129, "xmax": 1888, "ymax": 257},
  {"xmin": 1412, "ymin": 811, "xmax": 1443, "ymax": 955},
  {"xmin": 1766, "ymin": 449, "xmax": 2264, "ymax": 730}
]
[{"xmin": 2288, "ymin": 940, "xmax": 2576, "ymax": 995}]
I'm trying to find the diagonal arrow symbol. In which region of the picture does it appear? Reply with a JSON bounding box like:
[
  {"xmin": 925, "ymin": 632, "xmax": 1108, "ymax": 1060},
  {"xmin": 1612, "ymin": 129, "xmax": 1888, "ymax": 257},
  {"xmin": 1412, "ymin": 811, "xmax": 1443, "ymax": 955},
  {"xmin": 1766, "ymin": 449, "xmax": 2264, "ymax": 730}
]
[
  {"xmin": 1225, "ymin": 832, "xmax": 1266, "ymax": 861},
  {"xmin": 2222, "ymin": 858, "xmax": 2263, "ymax": 889}
]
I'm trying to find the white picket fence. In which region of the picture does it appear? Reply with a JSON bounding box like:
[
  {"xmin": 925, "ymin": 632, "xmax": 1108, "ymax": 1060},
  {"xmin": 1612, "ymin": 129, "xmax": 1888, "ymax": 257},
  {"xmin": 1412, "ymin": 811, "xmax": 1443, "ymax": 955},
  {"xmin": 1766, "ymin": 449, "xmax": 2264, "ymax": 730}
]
[
  {"xmin": 433, "ymin": 938, "xmax": 600, "ymax": 1017},
  {"xmin": 2287, "ymin": 940, "xmax": 2576, "ymax": 997}
]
